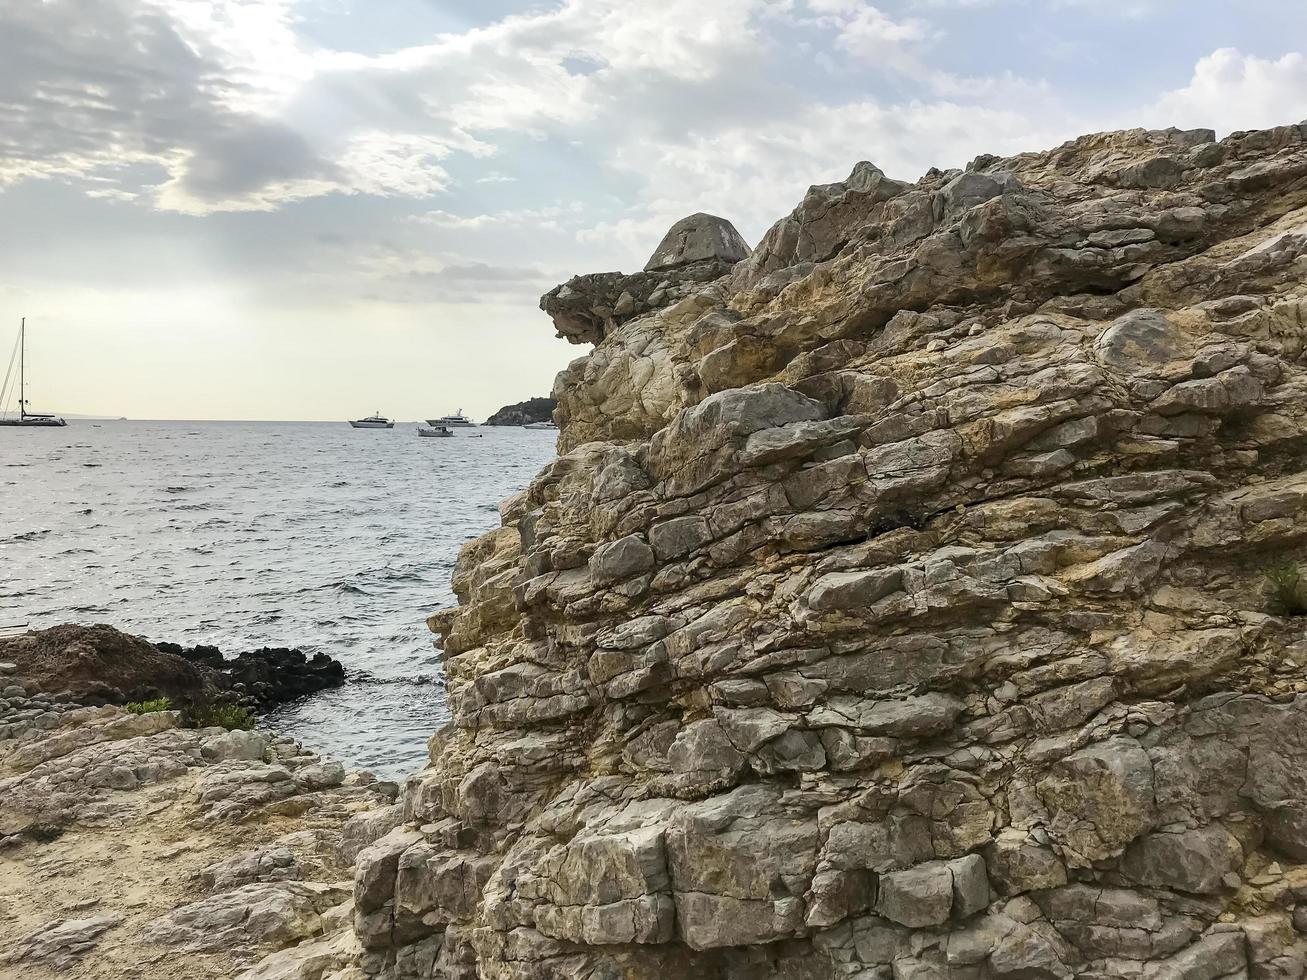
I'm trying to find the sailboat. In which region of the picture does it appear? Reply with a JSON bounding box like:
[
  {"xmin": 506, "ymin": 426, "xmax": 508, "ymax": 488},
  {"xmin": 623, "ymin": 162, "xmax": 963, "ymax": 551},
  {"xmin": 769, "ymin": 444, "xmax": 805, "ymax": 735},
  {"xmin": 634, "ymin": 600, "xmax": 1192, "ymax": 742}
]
[{"xmin": 0, "ymin": 318, "xmax": 66, "ymax": 427}]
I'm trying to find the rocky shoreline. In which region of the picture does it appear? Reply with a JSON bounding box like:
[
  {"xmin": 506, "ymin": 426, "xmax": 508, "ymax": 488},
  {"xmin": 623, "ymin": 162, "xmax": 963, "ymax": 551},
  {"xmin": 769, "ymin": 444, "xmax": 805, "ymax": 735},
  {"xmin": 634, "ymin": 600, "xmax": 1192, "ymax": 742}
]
[
  {"xmin": 0, "ymin": 624, "xmax": 346, "ymax": 715},
  {"xmin": 0, "ymin": 655, "xmax": 400, "ymax": 978},
  {"xmin": 6, "ymin": 121, "xmax": 1307, "ymax": 979}
]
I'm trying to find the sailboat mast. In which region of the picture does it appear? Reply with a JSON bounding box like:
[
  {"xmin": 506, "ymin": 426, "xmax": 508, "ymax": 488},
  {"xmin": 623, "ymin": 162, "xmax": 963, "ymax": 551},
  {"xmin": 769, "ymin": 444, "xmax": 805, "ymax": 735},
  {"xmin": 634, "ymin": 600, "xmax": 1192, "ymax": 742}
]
[{"xmin": 18, "ymin": 317, "xmax": 24, "ymax": 420}]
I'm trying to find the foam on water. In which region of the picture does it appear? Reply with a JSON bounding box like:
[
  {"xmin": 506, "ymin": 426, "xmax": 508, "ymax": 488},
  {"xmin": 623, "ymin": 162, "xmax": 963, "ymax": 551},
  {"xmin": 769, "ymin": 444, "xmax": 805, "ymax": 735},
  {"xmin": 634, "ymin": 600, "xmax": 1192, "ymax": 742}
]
[{"xmin": 0, "ymin": 420, "xmax": 557, "ymax": 778}]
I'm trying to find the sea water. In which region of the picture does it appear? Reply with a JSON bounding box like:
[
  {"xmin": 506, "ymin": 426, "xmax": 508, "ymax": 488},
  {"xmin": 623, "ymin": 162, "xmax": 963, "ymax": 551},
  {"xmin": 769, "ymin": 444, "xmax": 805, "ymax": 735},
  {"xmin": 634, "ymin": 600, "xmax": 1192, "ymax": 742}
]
[{"xmin": 0, "ymin": 420, "xmax": 557, "ymax": 779}]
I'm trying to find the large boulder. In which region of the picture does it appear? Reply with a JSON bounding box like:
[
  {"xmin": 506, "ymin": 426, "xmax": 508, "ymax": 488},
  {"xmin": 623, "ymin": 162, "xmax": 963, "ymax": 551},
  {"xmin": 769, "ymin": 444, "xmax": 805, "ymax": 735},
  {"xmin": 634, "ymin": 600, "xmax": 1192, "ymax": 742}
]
[{"xmin": 643, "ymin": 212, "xmax": 751, "ymax": 272}]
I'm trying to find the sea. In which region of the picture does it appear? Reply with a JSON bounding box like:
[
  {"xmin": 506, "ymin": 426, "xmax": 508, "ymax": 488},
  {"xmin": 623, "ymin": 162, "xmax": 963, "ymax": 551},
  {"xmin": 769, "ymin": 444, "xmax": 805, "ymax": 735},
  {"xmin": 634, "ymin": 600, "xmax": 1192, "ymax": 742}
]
[{"xmin": 0, "ymin": 420, "xmax": 557, "ymax": 779}]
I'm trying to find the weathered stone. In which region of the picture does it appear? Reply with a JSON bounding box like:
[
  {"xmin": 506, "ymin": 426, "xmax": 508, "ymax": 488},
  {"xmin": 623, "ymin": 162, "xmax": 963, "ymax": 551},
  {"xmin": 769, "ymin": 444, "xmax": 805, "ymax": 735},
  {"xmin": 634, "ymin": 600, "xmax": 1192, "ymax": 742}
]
[
  {"xmin": 644, "ymin": 213, "xmax": 751, "ymax": 272},
  {"xmin": 145, "ymin": 882, "xmax": 348, "ymax": 952},
  {"xmin": 2, "ymin": 914, "xmax": 121, "ymax": 969},
  {"xmin": 354, "ymin": 827, "xmax": 424, "ymax": 911},
  {"xmin": 1121, "ymin": 824, "xmax": 1243, "ymax": 894},
  {"xmin": 875, "ymin": 861, "xmax": 954, "ymax": 927},
  {"xmin": 403, "ymin": 123, "xmax": 1307, "ymax": 978},
  {"xmin": 1036, "ymin": 736, "xmax": 1156, "ymax": 864}
]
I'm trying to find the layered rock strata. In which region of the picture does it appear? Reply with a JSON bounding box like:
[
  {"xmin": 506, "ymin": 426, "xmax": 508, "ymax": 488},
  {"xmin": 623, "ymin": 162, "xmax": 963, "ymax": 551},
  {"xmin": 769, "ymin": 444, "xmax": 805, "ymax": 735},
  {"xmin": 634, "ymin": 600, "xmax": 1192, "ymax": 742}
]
[{"xmin": 303, "ymin": 122, "xmax": 1307, "ymax": 978}]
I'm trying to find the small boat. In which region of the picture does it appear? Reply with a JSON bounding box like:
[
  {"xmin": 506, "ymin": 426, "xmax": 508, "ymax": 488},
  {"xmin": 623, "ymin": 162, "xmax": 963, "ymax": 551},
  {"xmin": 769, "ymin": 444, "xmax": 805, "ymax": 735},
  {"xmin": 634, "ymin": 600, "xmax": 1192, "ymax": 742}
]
[
  {"xmin": 0, "ymin": 318, "xmax": 67, "ymax": 427},
  {"xmin": 425, "ymin": 409, "xmax": 476, "ymax": 427},
  {"xmin": 349, "ymin": 413, "xmax": 394, "ymax": 429},
  {"xmin": 523, "ymin": 420, "xmax": 559, "ymax": 430},
  {"xmin": 417, "ymin": 426, "xmax": 453, "ymax": 438}
]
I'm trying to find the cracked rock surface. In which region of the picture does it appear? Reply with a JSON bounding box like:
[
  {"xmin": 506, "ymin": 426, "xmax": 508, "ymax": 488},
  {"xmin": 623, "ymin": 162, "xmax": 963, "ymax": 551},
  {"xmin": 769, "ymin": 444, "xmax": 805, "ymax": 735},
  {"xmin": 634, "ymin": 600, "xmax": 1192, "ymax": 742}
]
[
  {"xmin": 318, "ymin": 122, "xmax": 1307, "ymax": 979},
  {"xmin": 0, "ymin": 671, "xmax": 394, "ymax": 979}
]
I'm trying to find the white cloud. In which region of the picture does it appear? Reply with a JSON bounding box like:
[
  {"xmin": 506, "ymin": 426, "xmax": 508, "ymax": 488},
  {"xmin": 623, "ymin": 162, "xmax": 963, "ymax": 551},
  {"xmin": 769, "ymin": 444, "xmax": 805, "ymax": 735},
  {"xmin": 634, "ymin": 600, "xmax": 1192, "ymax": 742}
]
[
  {"xmin": 803, "ymin": 1, "xmax": 933, "ymax": 64},
  {"xmin": 411, "ymin": 204, "xmax": 585, "ymax": 232},
  {"xmin": 1145, "ymin": 48, "xmax": 1307, "ymax": 134}
]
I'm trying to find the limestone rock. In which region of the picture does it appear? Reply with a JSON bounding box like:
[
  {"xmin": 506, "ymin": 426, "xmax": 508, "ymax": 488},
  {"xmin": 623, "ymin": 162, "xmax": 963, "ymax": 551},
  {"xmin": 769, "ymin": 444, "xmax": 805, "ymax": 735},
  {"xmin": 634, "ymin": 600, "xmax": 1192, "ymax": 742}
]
[
  {"xmin": 2, "ymin": 913, "xmax": 121, "ymax": 969},
  {"xmin": 405, "ymin": 122, "xmax": 1307, "ymax": 978},
  {"xmin": 144, "ymin": 881, "xmax": 350, "ymax": 952},
  {"xmin": 644, "ymin": 213, "xmax": 751, "ymax": 272}
]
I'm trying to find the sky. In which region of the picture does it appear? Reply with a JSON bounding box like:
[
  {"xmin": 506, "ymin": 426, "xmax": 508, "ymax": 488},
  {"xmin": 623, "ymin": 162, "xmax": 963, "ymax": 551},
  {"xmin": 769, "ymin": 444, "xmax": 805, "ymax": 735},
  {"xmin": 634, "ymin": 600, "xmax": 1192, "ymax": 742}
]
[{"xmin": 1, "ymin": 1, "xmax": 1305, "ymax": 421}]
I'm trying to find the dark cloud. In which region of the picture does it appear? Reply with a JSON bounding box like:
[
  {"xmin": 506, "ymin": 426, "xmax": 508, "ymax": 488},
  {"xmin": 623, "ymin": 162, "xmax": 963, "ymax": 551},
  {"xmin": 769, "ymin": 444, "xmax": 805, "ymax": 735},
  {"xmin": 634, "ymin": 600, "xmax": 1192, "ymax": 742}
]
[
  {"xmin": 0, "ymin": 0, "xmax": 340, "ymax": 209},
  {"xmin": 178, "ymin": 120, "xmax": 342, "ymax": 200},
  {"xmin": 0, "ymin": 2, "xmax": 212, "ymax": 165}
]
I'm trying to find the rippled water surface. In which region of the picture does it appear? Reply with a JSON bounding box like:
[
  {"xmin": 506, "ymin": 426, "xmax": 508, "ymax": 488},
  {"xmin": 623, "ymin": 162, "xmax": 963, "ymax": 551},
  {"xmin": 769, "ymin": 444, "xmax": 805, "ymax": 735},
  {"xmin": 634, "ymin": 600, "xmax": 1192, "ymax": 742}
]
[{"xmin": 1, "ymin": 421, "xmax": 556, "ymax": 778}]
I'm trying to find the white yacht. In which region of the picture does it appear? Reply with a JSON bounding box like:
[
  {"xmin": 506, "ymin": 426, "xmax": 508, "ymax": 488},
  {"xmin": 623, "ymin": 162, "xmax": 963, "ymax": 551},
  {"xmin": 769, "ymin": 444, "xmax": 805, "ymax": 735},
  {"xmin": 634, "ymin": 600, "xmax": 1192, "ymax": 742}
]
[
  {"xmin": 0, "ymin": 318, "xmax": 67, "ymax": 427},
  {"xmin": 425, "ymin": 409, "xmax": 475, "ymax": 428},
  {"xmin": 523, "ymin": 420, "xmax": 559, "ymax": 430},
  {"xmin": 349, "ymin": 413, "xmax": 394, "ymax": 429}
]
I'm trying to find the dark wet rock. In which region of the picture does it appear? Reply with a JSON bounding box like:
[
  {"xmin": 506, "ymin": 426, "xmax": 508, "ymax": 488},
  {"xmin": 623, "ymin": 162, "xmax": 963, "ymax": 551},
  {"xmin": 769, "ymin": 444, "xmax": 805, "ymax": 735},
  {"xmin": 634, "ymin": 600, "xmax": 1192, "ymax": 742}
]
[{"xmin": 161, "ymin": 642, "xmax": 346, "ymax": 710}]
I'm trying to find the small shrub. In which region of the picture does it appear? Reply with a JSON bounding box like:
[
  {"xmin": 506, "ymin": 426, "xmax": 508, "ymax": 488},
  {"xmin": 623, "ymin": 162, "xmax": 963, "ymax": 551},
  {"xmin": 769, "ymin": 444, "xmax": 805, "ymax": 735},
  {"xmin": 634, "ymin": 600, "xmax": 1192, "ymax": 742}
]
[
  {"xmin": 1263, "ymin": 561, "xmax": 1307, "ymax": 615},
  {"xmin": 186, "ymin": 702, "xmax": 256, "ymax": 731},
  {"xmin": 26, "ymin": 823, "xmax": 65, "ymax": 843},
  {"xmin": 125, "ymin": 697, "xmax": 171, "ymax": 715}
]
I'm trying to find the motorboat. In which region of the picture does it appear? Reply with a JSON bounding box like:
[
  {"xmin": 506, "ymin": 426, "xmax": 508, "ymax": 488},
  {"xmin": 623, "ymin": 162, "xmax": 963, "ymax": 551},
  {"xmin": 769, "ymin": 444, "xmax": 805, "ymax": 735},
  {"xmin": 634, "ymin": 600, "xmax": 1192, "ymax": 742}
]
[
  {"xmin": 417, "ymin": 425, "xmax": 453, "ymax": 438},
  {"xmin": 349, "ymin": 413, "xmax": 394, "ymax": 429},
  {"xmin": 523, "ymin": 420, "xmax": 559, "ymax": 430},
  {"xmin": 0, "ymin": 318, "xmax": 67, "ymax": 427},
  {"xmin": 425, "ymin": 409, "xmax": 476, "ymax": 427}
]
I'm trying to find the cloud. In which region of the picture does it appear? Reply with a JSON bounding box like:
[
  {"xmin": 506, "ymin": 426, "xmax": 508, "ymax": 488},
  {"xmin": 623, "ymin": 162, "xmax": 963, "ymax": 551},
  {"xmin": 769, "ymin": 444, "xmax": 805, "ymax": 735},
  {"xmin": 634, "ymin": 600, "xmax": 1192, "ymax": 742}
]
[
  {"xmin": 0, "ymin": 0, "xmax": 793, "ymax": 214},
  {"xmin": 349, "ymin": 247, "xmax": 562, "ymax": 304},
  {"xmin": 410, "ymin": 204, "xmax": 584, "ymax": 231},
  {"xmin": 802, "ymin": 1, "xmax": 934, "ymax": 64},
  {"xmin": 1145, "ymin": 48, "xmax": 1307, "ymax": 134},
  {"xmin": 3, "ymin": 1, "xmax": 1304, "ymax": 244}
]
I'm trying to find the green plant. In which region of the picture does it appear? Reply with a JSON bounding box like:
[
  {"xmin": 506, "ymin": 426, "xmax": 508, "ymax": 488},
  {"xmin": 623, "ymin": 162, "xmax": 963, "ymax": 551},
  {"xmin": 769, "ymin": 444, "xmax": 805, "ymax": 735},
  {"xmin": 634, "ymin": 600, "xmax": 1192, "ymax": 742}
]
[
  {"xmin": 186, "ymin": 702, "xmax": 256, "ymax": 731},
  {"xmin": 1263, "ymin": 561, "xmax": 1307, "ymax": 615},
  {"xmin": 125, "ymin": 697, "xmax": 171, "ymax": 714}
]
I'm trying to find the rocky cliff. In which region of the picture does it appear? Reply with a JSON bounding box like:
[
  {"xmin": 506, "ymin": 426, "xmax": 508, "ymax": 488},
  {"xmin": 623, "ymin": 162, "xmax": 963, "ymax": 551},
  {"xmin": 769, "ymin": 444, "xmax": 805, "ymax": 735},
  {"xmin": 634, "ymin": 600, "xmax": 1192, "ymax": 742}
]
[{"xmin": 304, "ymin": 122, "xmax": 1307, "ymax": 979}]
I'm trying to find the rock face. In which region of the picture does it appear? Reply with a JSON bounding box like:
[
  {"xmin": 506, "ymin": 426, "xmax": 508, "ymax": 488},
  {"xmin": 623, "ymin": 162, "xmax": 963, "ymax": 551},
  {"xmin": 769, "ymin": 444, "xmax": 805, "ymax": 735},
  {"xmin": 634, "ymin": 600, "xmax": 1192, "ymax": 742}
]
[
  {"xmin": 280, "ymin": 122, "xmax": 1307, "ymax": 978},
  {"xmin": 484, "ymin": 397, "xmax": 558, "ymax": 426}
]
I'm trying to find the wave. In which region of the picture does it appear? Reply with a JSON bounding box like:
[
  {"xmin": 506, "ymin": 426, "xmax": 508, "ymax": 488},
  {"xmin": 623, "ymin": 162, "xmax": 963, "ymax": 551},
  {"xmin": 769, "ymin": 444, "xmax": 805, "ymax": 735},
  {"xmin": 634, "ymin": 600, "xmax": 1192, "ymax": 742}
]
[
  {"xmin": 3, "ymin": 528, "xmax": 51, "ymax": 543},
  {"xmin": 348, "ymin": 672, "xmax": 444, "ymax": 687}
]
